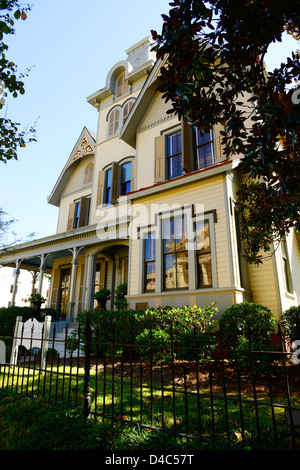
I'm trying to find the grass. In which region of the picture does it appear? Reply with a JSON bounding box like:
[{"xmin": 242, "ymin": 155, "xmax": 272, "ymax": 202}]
[{"xmin": 0, "ymin": 357, "xmax": 299, "ymax": 450}]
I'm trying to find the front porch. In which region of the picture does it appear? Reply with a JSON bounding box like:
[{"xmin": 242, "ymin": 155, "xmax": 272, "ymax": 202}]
[{"xmin": 0, "ymin": 224, "xmax": 130, "ymax": 322}]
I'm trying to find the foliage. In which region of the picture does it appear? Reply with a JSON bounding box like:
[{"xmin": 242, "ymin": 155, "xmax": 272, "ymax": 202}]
[
  {"xmin": 114, "ymin": 282, "xmax": 128, "ymax": 311},
  {"xmin": 23, "ymin": 293, "xmax": 46, "ymax": 304},
  {"xmin": 135, "ymin": 328, "xmax": 172, "ymax": 364},
  {"xmin": 151, "ymin": 0, "xmax": 300, "ymax": 264},
  {"xmin": 0, "ymin": 391, "xmax": 208, "ymax": 450},
  {"xmin": 0, "ymin": 305, "xmax": 56, "ymax": 335},
  {"xmin": 219, "ymin": 302, "xmax": 276, "ymax": 347},
  {"xmin": 69, "ymin": 303, "xmax": 218, "ymax": 363},
  {"xmin": 219, "ymin": 302, "xmax": 277, "ymax": 369},
  {"xmin": 280, "ymin": 305, "xmax": 300, "ymax": 347},
  {"xmin": 67, "ymin": 309, "xmax": 141, "ymax": 357},
  {"xmin": 93, "ymin": 288, "xmax": 111, "ymax": 300},
  {"xmin": 0, "ymin": 0, "xmax": 36, "ymax": 163}
]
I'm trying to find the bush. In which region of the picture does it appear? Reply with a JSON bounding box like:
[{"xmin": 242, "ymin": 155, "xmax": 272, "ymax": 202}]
[
  {"xmin": 0, "ymin": 306, "xmax": 57, "ymax": 335},
  {"xmin": 114, "ymin": 282, "xmax": 128, "ymax": 311},
  {"xmin": 280, "ymin": 306, "xmax": 300, "ymax": 348},
  {"xmin": 67, "ymin": 309, "xmax": 141, "ymax": 357},
  {"xmin": 135, "ymin": 328, "xmax": 172, "ymax": 365},
  {"xmin": 220, "ymin": 302, "xmax": 276, "ymax": 346},
  {"xmin": 219, "ymin": 302, "xmax": 277, "ymax": 370},
  {"xmin": 176, "ymin": 330, "xmax": 216, "ymax": 362}
]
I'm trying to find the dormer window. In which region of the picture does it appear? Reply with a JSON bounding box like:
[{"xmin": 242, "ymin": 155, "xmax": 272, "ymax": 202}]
[
  {"xmin": 107, "ymin": 99, "xmax": 136, "ymax": 139},
  {"xmin": 116, "ymin": 73, "xmax": 129, "ymax": 98}
]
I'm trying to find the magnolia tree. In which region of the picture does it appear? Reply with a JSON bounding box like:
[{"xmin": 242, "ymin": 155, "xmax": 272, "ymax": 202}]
[
  {"xmin": 0, "ymin": 0, "xmax": 36, "ymax": 164},
  {"xmin": 151, "ymin": 0, "xmax": 300, "ymax": 264}
]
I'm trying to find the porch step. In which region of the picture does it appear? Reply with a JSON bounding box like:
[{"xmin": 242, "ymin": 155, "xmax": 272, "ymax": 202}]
[{"xmin": 49, "ymin": 322, "xmax": 83, "ymax": 358}]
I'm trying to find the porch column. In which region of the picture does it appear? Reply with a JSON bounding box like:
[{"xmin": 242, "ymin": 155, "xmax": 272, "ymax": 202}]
[
  {"xmin": 84, "ymin": 253, "xmax": 95, "ymax": 311},
  {"xmin": 37, "ymin": 254, "xmax": 46, "ymax": 295},
  {"xmin": 67, "ymin": 247, "xmax": 84, "ymax": 321},
  {"xmin": 11, "ymin": 259, "xmax": 22, "ymax": 306},
  {"xmin": 30, "ymin": 271, "xmax": 37, "ymax": 295}
]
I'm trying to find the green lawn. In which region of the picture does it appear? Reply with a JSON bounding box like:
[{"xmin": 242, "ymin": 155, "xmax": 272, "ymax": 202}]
[{"xmin": 0, "ymin": 358, "xmax": 298, "ymax": 450}]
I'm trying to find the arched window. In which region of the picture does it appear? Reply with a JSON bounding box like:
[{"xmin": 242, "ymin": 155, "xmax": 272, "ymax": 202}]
[
  {"xmin": 116, "ymin": 73, "xmax": 129, "ymax": 98},
  {"xmin": 122, "ymin": 100, "xmax": 134, "ymax": 125},
  {"xmin": 84, "ymin": 162, "xmax": 93, "ymax": 185},
  {"xmin": 108, "ymin": 108, "xmax": 120, "ymax": 137}
]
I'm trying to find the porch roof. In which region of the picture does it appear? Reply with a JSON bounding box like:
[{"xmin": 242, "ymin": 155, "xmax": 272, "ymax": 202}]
[{"xmin": 0, "ymin": 224, "xmax": 99, "ymax": 272}]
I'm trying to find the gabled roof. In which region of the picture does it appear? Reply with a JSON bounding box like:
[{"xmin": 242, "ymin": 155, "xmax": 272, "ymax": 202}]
[
  {"xmin": 120, "ymin": 55, "xmax": 169, "ymax": 148},
  {"xmin": 47, "ymin": 127, "xmax": 96, "ymax": 207}
]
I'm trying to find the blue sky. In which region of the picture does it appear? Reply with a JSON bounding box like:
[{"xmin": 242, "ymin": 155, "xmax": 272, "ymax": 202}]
[{"xmin": 0, "ymin": 0, "xmax": 298, "ymax": 244}]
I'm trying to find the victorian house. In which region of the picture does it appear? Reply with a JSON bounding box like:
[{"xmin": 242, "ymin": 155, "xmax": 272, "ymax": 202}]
[{"xmin": 0, "ymin": 37, "xmax": 299, "ymax": 322}]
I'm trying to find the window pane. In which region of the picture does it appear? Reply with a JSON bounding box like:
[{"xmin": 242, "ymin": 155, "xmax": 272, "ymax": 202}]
[
  {"xmin": 196, "ymin": 221, "xmax": 210, "ymax": 252},
  {"xmin": 192, "ymin": 126, "xmax": 214, "ymax": 170},
  {"xmin": 175, "ymin": 216, "xmax": 187, "ymax": 251},
  {"xmin": 164, "ymin": 254, "xmax": 176, "ymax": 289},
  {"xmin": 167, "ymin": 131, "xmax": 183, "ymax": 179},
  {"xmin": 163, "ymin": 218, "xmax": 175, "ymax": 253},
  {"xmin": 106, "ymin": 168, "xmax": 112, "ymax": 187},
  {"xmin": 145, "ymin": 232, "xmax": 155, "ymax": 261},
  {"xmin": 176, "ymin": 252, "xmax": 189, "ymax": 288},
  {"xmin": 145, "ymin": 262, "xmax": 155, "ymax": 291},
  {"xmin": 121, "ymin": 162, "xmax": 131, "ymax": 182},
  {"xmin": 197, "ymin": 253, "xmax": 212, "ymax": 287}
]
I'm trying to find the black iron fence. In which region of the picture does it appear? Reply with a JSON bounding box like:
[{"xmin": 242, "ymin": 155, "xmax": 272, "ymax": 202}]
[{"xmin": 0, "ymin": 316, "xmax": 299, "ymax": 450}]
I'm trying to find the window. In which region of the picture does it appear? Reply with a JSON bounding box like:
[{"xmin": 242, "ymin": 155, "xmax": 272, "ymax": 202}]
[
  {"xmin": 167, "ymin": 131, "xmax": 183, "ymax": 179},
  {"xmin": 67, "ymin": 196, "xmax": 91, "ymax": 230},
  {"xmin": 195, "ymin": 220, "xmax": 212, "ymax": 288},
  {"xmin": 154, "ymin": 123, "xmax": 220, "ymax": 184},
  {"xmin": 192, "ymin": 126, "xmax": 214, "ymax": 170},
  {"xmin": 98, "ymin": 159, "xmax": 134, "ymax": 206},
  {"xmin": 144, "ymin": 232, "xmax": 156, "ymax": 292},
  {"xmin": 163, "ymin": 215, "xmax": 189, "ymax": 290},
  {"xmin": 141, "ymin": 208, "xmax": 216, "ymax": 293},
  {"xmin": 281, "ymin": 238, "xmax": 293, "ymax": 294},
  {"xmin": 104, "ymin": 168, "xmax": 112, "ymax": 205},
  {"xmin": 120, "ymin": 161, "xmax": 132, "ymax": 195},
  {"xmin": 84, "ymin": 162, "xmax": 93, "ymax": 185},
  {"xmin": 116, "ymin": 73, "xmax": 129, "ymax": 98},
  {"xmin": 73, "ymin": 200, "xmax": 81, "ymax": 229},
  {"xmin": 234, "ymin": 209, "xmax": 246, "ymax": 288},
  {"xmin": 123, "ymin": 100, "xmax": 134, "ymax": 124},
  {"xmin": 108, "ymin": 108, "xmax": 120, "ymax": 137}
]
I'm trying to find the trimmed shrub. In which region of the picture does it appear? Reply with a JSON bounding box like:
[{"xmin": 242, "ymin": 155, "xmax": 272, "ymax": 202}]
[
  {"xmin": 280, "ymin": 305, "xmax": 300, "ymax": 348},
  {"xmin": 219, "ymin": 302, "xmax": 277, "ymax": 370},
  {"xmin": 135, "ymin": 328, "xmax": 172, "ymax": 365},
  {"xmin": 219, "ymin": 302, "xmax": 276, "ymax": 346}
]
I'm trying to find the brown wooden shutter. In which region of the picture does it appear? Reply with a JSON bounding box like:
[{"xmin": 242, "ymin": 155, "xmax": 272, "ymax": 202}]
[
  {"xmin": 154, "ymin": 135, "xmax": 165, "ymax": 183},
  {"xmin": 67, "ymin": 203, "xmax": 75, "ymax": 231},
  {"xmin": 214, "ymin": 123, "xmax": 227, "ymax": 164},
  {"xmin": 49, "ymin": 268, "xmax": 60, "ymax": 311},
  {"xmin": 182, "ymin": 120, "xmax": 192, "ymax": 173},
  {"xmin": 78, "ymin": 196, "xmax": 89, "ymax": 227},
  {"xmin": 130, "ymin": 158, "xmax": 135, "ymax": 192},
  {"xmin": 111, "ymin": 161, "xmax": 120, "ymax": 204},
  {"xmin": 97, "ymin": 171, "xmax": 105, "ymax": 206}
]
